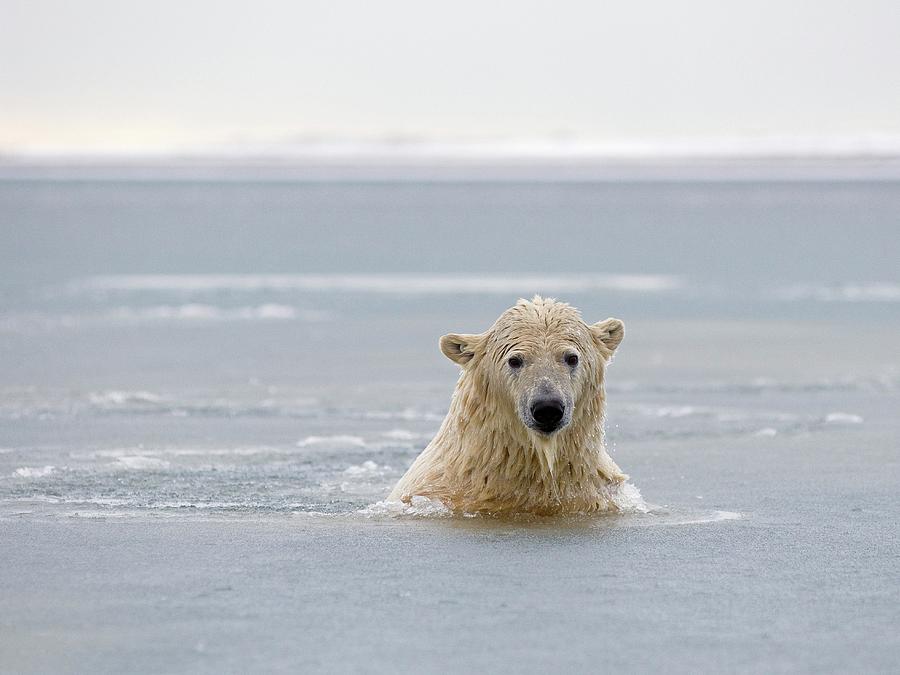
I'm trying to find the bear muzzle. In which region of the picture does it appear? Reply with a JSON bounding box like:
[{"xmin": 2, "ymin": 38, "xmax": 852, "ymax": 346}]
[{"xmin": 529, "ymin": 397, "xmax": 567, "ymax": 434}]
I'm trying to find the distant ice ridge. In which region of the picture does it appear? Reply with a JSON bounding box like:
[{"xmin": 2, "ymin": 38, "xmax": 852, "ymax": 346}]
[
  {"xmin": 297, "ymin": 434, "xmax": 422, "ymax": 453},
  {"xmin": 0, "ymin": 305, "xmax": 327, "ymax": 332},
  {"xmin": 83, "ymin": 390, "xmax": 321, "ymax": 419},
  {"xmin": 112, "ymin": 456, "xmax": 171, "ymax": 470},
  {"xmin": 344, "ymin": 460, "xmax": 392, "ymax": 475},
  {"xmin": 609, "ymin": 374, "xmax": 900, "ymax": 395},
  {"xmin": 73, "ymin": 273, "xmax": 685, "ymax": 295},
  {"xmin": 13, "ymin": 466, "xmax": 56, "ymax": 478},
  {"xmin": 296, "ymin": 435, "xmax": 367, "ymax": 449},
  {"xmin": 71, "ymin": 446, "xmax": 295, "ymax": 459},
  {"xmin": 324, "ymin": 460, "xmax": 398, "ymax": 496},
  {"xmin": 381, "ymin": 428, "xmax": 432, "ymax": 441},
  {"xmin": 89, "ymin": 390, "xmax": 163, "ymax": 407},
  {"xmin": 108, "ymin": 304, "xmax": 307, "ymax": 321},
  {"xmin": 363, "ymin": 408, "xmax": 445, "ymax": 422},
  {"xmin": 776, "ymin": 282, "xmax": 900, "ymax": 303},
  {"xmin": 824, "ymin": 412, "xmax": 864, "ymax": 425}
]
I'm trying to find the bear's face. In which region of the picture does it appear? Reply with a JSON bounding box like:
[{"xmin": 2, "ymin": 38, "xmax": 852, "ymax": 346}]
[{"xmin": 440, "ymin": 297, "xmax": 623, "ymax": 437}]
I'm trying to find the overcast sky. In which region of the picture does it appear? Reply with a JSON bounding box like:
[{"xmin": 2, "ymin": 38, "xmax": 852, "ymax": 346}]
[{"xmin": 2, "ymin": 0, "xmax": 899, "ymax": 154}]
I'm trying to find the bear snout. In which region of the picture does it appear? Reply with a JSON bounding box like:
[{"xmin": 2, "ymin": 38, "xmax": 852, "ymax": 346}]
[{"xmin": 530, "ymin": 397, "xmax": 566, "ymax": 433}]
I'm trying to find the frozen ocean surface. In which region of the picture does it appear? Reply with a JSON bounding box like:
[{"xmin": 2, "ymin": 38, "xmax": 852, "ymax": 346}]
[{"xmin": 1, "ymin": 177, "xmax": 899, "ymax": 673}]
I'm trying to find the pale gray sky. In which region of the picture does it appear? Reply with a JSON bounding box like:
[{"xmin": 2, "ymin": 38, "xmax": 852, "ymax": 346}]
[{"xmin": 2, "ymin": 0, "xmax": 899, "ymax": 154}]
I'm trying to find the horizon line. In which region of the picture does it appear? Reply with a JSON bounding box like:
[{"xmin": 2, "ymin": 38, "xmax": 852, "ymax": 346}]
[{"xmin": 5, "ymin": 134, "xmax": 900, "ymax": 163}]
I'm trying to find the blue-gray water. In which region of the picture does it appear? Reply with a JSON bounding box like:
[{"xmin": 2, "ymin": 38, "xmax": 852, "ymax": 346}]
[{"xmin": 1, "ymin": 177, "xmax": 898, "ymax": 673}]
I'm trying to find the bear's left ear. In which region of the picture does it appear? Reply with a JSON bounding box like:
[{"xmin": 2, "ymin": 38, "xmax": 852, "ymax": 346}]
[
  {"xmin": 440, "ymin": 333, "xmax": 482, "ymax": 366},
  {"xmin": 590, "ymin": 318, "xmax": 624, "ymax": 354}
]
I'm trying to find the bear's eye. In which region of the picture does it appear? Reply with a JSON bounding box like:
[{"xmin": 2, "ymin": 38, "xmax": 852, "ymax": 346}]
[
  {"xmin": 507, "ymin": 355, "xmax": 524, "ymax": 369},
  {"xmin": 565, "ymin": 353, "xmax": 579, "ymax": 367}
]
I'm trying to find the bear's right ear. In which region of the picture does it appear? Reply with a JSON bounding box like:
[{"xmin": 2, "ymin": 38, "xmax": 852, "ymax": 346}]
[{"xmin": 440, "ymin": 333, "xmax": 482, "ymax": 366}]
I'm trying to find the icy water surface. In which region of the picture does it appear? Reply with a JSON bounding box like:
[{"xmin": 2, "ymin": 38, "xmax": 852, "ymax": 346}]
[{"xmin": 1, "ymin": 178, "xmax": 899, "ymax": 672}]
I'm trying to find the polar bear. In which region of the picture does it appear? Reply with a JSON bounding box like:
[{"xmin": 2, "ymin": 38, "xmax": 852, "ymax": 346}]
[{"xmin": 388, "ymin": 295, "xmax": 629, "ymax": 515}]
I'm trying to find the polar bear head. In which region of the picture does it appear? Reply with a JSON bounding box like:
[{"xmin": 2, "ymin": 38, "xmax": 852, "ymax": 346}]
[{"xmin": 439, "ymin": 296, "xmax": 624, "ymax": 438}]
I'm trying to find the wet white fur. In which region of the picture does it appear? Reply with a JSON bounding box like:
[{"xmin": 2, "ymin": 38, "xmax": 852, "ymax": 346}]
[{"xmin": 389, "ymin": 296, "xmax": 627, "ymax": 515}]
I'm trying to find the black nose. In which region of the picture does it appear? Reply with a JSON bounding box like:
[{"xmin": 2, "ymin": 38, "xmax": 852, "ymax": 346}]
[{"xmin": 530, "ymin": 398, "xmax": 565, "ymax": 432}]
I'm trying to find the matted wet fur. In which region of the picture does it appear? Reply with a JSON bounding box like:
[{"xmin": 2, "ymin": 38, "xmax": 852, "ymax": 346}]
[{"xmin": 389, "ymin": 296, "xmax": 628, "ymax": 515}]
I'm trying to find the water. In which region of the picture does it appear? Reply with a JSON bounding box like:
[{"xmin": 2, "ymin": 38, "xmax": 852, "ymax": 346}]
[{"xmin": 1, "ymin": 177, "xmax": 899, "ymax": 672}]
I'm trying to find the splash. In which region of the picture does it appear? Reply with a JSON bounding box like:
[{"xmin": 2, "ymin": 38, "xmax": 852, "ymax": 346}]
[
  {"xmin": 606, "ymin": 482, "xmax": 650, "ymax": 513},
  {"xmin": 359, "ymin": 496, "xmax": 454, "ymax": 518}
]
